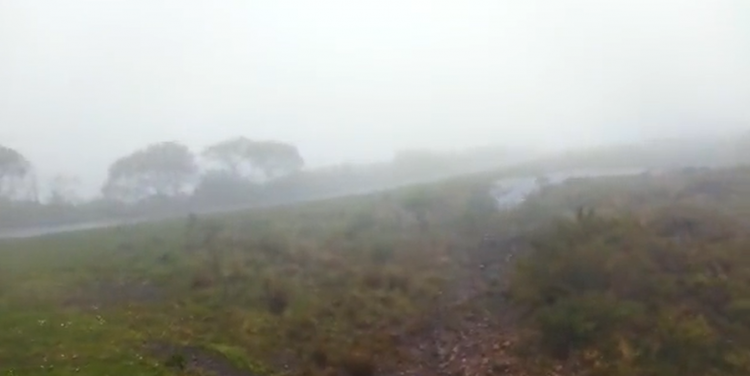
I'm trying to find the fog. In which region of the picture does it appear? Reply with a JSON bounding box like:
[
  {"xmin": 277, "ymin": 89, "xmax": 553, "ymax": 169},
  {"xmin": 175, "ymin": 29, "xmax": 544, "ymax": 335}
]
[{"xmin": 1, "ymin": 0, "xmax": 749, "ymax": 196}]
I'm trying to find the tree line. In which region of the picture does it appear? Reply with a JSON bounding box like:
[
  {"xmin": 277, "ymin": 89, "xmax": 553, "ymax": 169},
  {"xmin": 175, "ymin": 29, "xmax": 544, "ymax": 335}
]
[
  {"xmin": 102, "ymin": 137, "xmax": 304, "ymax": 203},
  {"xmin": 0, "ymin": 137, "xmax": 518, "ymax": 230},
  {"xmin": 0, "ymin": 137, "xmax": 313, "ymax": 229},
  {"xmin": 0, "ymin": 137, "xmax": 304, "ymax": 205}
]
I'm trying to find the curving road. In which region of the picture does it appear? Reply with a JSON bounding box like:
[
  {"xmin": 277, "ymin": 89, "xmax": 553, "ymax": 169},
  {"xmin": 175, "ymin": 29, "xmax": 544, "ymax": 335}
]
[
  {"xmin": 491, "ymin": 167, "xmax": 647, "ymax": 209},
  {"xmin": 0, "ymin": 167, "xmax": 647, "ymax": 240}
]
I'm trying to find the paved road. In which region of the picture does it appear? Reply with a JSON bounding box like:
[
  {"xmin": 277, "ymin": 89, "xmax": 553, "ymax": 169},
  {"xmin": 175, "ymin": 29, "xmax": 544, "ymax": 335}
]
[
  {"xmin": 0, "ymin": 167, "xmax": 648, "ymax": 241},
  {"xmin": 491, "ymin": 167, "xmax": 647, "ymax": 208},
  {"xmin": 0, "ymin": 171, "xmax": 496, "ymax": 240}
]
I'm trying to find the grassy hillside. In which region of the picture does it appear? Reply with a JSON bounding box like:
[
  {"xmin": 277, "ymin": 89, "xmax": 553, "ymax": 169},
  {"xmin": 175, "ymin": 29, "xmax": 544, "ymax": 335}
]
[
  {"xmin": 0, "ymin": 177, "xmax": 505, "ymax": 376},
  {"xmin": 505, "ymin": 167, "xmax": 750, "ymax": 376},
  {"xmin": 5, "ymin": 165, "xmax": 750, "ymax": 376}
]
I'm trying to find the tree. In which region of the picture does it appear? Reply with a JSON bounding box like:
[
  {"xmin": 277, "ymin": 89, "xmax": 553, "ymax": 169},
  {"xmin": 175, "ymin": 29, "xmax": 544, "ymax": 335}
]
[
  {"xmin": 102, "ymin": 141, "xmax": 197, "ymax": 202},
  {"xmin": 251, "ymin": 141, "xmax": 304, "ymax": 179},
  {"xmin": 202, "ymin": 137, "xmax": 303, "ymax": 182},
  {"xmin": 202, "ymin": 137, "xmax": 256, "ymax": 177},
  {"xmin": 0, "ymin": 145, "xmax": 32, "ymax": 200}
]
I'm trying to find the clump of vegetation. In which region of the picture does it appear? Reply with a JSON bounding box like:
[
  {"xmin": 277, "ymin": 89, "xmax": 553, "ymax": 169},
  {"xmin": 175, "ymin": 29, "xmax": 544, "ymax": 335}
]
[
  {"xmin": 510, "ymin": 210, "xmax": 750, "ymax": 376},
  {"xmin": 340, "ymin": 351, "xmax": 376, "ymax": 376},
  {"xmin": 368, "ymin": 242, "xmax": 394, "ymax": 264},
  {"xmin": 190, "ymin": 270, "xmax": 215, "ymax": 290},
  {"xmin": 310, "ymin": 346, "xmax": 329, "ymax": 368},
  {"xmin": 262, "ymin": 276, "xmax": 291, "ymax": 315},
  {"xmin": 401, "ymin": 188, "xmax": 436, "ymax": 232},
  {"xmin": 12, "ymin": 163, "xmax": 750, "ymax": 376},
  {"xmin": 163, "ymin": 353, "xmax": 186, "ymax": 371}
]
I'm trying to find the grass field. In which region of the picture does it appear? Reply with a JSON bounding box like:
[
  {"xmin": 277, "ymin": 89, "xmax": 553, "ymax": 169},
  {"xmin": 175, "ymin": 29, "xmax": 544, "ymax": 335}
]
[
  {"xmin": 6, "ymin": 166, "xmax": 750, "ymax": 376},
  {"xmin": 0, "ymin": 175, "xmax": 514, "ymax": 376}
]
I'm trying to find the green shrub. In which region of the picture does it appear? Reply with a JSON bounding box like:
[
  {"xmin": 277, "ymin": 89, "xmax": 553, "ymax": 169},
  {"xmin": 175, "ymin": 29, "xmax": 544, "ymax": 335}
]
[{"xmin": 510, "ymin": 212, "xmax": 750, "ymax": 376}]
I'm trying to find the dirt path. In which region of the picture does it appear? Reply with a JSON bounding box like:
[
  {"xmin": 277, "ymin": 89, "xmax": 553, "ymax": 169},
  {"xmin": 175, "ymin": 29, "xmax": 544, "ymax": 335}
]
[{"xmin": 390, "ymin": 234, "xmax": 528, "ymax": 376}]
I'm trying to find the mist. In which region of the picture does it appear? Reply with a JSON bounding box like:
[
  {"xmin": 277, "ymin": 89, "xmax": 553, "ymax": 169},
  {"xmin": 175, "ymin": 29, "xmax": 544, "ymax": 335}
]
[{"xmin": 1, "ymin": 0, "xmax": 749, "ymax": 196}]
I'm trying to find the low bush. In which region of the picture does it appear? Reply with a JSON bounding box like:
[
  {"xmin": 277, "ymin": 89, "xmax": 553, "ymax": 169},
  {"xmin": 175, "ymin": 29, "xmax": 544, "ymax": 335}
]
[{"xmin": 510, "ymin": 211, "xmax": 750, "ymax": 376}]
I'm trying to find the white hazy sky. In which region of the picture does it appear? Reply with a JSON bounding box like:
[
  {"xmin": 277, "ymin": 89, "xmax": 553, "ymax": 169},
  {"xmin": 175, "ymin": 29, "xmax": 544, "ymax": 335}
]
[{"xmin": 1, "ymin": 0, "xmax": 749, "ymax": 196}]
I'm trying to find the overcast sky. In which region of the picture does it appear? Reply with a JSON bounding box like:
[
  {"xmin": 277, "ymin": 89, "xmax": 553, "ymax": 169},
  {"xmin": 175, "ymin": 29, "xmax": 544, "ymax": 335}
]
[{"xmin": 1, "ymin": 0, "xmax": 749, "ymax": 196}]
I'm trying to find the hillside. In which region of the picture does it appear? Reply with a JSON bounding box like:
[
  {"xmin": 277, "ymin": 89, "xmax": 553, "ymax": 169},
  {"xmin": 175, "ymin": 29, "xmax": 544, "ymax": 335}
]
[
  {"xmin": 3, "ymin": 165, "xmax": 750, "ymax": 375},
  {"xmin": 0, "ymin": 144, "xmax": 530, "ymax": 233}
]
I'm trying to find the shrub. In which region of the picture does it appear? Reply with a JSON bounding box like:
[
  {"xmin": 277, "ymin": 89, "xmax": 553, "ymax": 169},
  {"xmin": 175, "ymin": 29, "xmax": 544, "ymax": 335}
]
[
  {"xmin": 163, "ymin": 353, "xmax": 186, "ymax": 370},
  {"xmin": 263, "ymin": 277, "xmax": 291, "ymax": 315},
  {"xmin": 369, "ymin": 243, "xmax": 394, "ymax": 265},
  {"xmin": 510, "ymin": 212, "xmax": 750, "ymax": 376},
  {"xmin": 190, "ymin": 271, "xmax": 215, "ymax": 290},
  {"xmin": 310, "ymin": 346, "xmax": 329, "ymax": 368},
  {"xmin": 340, "ymin": 351, "xmax": 375, "ymax": 376}
]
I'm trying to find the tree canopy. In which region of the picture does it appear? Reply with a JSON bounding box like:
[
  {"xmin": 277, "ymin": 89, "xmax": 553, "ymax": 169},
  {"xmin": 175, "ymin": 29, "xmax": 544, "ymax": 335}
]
[
  {"xmin": 102, "ymin": 141, "xmax": 197, "ymax": 202},
  {"xmin": 0, "ymin": 145, "xmax": 32, "ymax": 199},
  {"xmin": 202, "ymin": 137, "xmax": 256, "ymax": 176},
  {"xmin": 202, "ymin": 137, "xmax": 303, "ymax": 181}
]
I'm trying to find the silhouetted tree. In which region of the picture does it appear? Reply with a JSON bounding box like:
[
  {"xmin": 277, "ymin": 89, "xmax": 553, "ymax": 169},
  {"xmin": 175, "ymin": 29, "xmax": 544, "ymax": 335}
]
[
  {"xmin": 0, "ymin": 145, "xmax": 32, "ymax": 200},
  {"xmin": 102, "ymin": 141, "xmax": 197, "ymax": 202},
  {"xmin": 202, "ymin": 137, "xmax": 303, "ymax": 182},
  {"xmin": 202, "ymin": 137, "xmax": 257, "ymax": 177},
  {"xmin": 252, "ymin": 140, "xmax": 304, "ymax": 179}
]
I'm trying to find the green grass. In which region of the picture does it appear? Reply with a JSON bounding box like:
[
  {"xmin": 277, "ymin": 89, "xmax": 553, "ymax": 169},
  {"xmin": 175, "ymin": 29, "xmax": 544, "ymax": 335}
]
[
  {"xmin": 0, "ymin": 305, "xmax": 167, "ymax": 375},
  {"xmin": 0, "ymin": 178, "xmax": 500, "ymax": 376},
  {"xmin": 6, "ymin": 166, "xmax": 750, "ymax": 376}
]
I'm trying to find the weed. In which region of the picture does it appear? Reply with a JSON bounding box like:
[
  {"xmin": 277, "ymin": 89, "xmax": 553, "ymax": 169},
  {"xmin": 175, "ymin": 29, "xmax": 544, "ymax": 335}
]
[
  {"xmin": 362, "ymin": 269, "xmax": 385, "ymax": 290},
  {"xmin": 190, "ymin": 270, "xmax": 215, "ymax": 290},
  {"xmin": 369, "ymin": 243, "xmax": 394, "ymax": 264},
  {"xmin": 310, "ymin": 346, "xmax": 329, "ymax": 368},
  {"xmin": 340, "ymin": 351, "xmax": 375, "ymax": 376},
  {"xmin": 164, "ymin": 352, "xmax": 186, "ymax": 370},
  {"xmin": 117, "ymin": 241, "xmax": 134, "ymax": 252},
  {"xmin": 263, "ymin": 277, "xmax": 291, "ymax": 315},
  {"xmin": 384, "ymin": 269, "xmax": 410, "ymax": 292}
]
